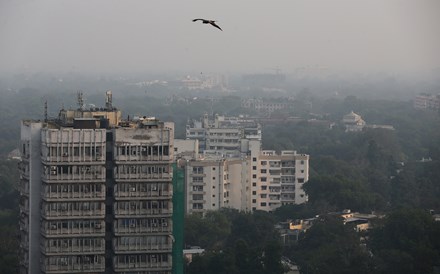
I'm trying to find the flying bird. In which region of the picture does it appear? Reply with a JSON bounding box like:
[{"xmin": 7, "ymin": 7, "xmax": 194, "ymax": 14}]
[{"xmin": 192, "ymin": 19, "xmax": 222, "ymax": 31}]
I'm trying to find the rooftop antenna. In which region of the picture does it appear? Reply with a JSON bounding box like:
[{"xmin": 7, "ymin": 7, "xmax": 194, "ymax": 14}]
[
  {"xmin": 77, "ymin": 91, "xmax": 85, "ymax": 110},
  {"xmin": 105, "ymin": 90, "xmax": 113, "ymax": 110},
  {"xmin": 44, "ymin": 100, "xmax": 48, "ymax": 122}
]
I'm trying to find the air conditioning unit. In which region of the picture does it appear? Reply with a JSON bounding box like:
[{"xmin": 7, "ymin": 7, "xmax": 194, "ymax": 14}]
[
  {"xmin": 129, "ymin": 223, "xmax": 136, "ymax": 228},
  {"xmin": 130, "ymin": 187, "xmax": 136, "ymax": 192},
  {"xmin": 50, "ymin": 166, "xmax": 57, "ymax": 171},
  {"xmin": 50, "ymin": 224, "xmax": 57, "ymax": 230},
  {"xmin": 162, "ymin": 222, "xmax": 167, "ymax": 227},
  {"xmin": 94, "ymin": 223, "xmax": 101, "ymax": 229},
  {"xmin": 63, "ymin": 152, "xmax": 68, "ymax": 157},
  {"xmin": 51, "ymin": 171, "xmax": 57, "ymax": 175}
]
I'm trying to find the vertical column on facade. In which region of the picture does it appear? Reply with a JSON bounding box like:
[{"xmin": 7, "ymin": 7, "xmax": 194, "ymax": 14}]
[{"xmin": 105, "ymin": 130, "xmax": 115, "ymax": 274}]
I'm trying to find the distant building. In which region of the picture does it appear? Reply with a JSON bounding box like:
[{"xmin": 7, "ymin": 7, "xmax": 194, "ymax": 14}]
[
  {"xmin": 186, "ymin": 114, "xmax": 261, "ymax": 157},
  {"xmin": 176, "ymin": 74, "xmax": 227, "ymax": 90},
  {"xmin": 342, "ymin": 111, "xmax": 366, "ymax": 132},
  {"xmin": 414, "ymin": 93, "xmax": 440, "ymax": 111},
  {"xmin": 241, "ymin": 98, "xmax": 293, "ymax": 116}
]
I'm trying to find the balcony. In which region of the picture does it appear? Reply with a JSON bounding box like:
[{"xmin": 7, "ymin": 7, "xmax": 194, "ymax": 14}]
[
  {"xmin": 42, "ymin": 156, "xmax": 105, "ymax": 164},
  {"xmin": 114, "ymin": 225, "xmax": 171, "ymax": 235},
  {"xmin": 41, "ymin": 244, "xmax": 105, "ymax": 255},
  {"xmin": 114, "ymin": 262, "xmax": 172, "ymax": 272},
  {"xmin": 114, "ymin": 173, "xmax": 171, "ymax": 182},
  {"xmin": 114, "ymin": 155, "xmax": 171, "ymax": 163},
  {"xmin": 42, "ymin": 227, "xmax": 105, "ymax": 237},
  {"xmin": 41, "ymin": 261, "xmax": 105, "ymax": 273},
  {"xmin": 114, "ymin": 243, "xmax": 172, "ymax": 254},
  {"xmin": 42, "ymin": 192, "xmax": 105, "ymax": 202},
  {"xmin": 42, "ymin": 173, "xmax": 105, "ymax": 183},
  {"xmin": 114, "ymin": 208, "xmax": 172, "ymax": 218},
  {"xmin": 42, "ymin": 209, "xmax": 105, "ymax": 220},
  {"xmin": 115, "ymin": 190, "xmax": 170, "ymax": 199}
]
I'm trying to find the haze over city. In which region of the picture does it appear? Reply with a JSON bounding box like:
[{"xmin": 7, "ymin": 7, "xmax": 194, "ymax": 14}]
[
  {"xmin": 1, "ymin": 1, "xmax": 440, "ymax": 273},
  {"xmin": 1, "ymin": 0, "xmax": 439, "ymax": 75}
]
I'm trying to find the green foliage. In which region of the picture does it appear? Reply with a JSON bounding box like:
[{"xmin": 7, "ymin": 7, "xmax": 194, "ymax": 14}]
[
  {"xmin": 272, "ymin": 204, "xmax": 317, "ymax": 223},
  {"xmin": 369, "ymin": 209, "xmax": 440, "ymax": 274},
  {"xmin": 291, "ymin": 215, "xmax": 373, "ymax": 274},
  {"xmin": 0, "ymin": 210, "xmax": 19, "ymax": 273},
  {"xmin": 184, "ymin": 210, "xmax": 284, "ymax": 274},
  {"xmin": 303, "ymin": 175, "xmax": 381, "ymax": 212},
  {"xmin": 184, "ymin": 211, "xmax": 231, "ymax": 250}
]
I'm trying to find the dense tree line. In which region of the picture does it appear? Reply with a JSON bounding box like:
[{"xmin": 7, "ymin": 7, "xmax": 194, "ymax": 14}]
[{"xmin": 185, "ymin": 210, "xmax": 284, "ymax": 274}]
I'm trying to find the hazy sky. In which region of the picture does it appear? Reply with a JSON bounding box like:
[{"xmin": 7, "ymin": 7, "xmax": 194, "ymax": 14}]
[{"xmin": 1, "ymin": 0, "xmax": 439, "ymax": 75}]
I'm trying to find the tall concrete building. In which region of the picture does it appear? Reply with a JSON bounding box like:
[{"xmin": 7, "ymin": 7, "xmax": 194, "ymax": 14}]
[{"xmin": 18, "ymin": 92, "xmax": 174, "ymax": 274}]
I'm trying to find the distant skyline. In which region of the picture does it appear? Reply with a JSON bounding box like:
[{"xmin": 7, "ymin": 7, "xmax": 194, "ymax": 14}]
[{"xmin": 1, "ymin": 0, "xmax": 439, "ymax": 75}]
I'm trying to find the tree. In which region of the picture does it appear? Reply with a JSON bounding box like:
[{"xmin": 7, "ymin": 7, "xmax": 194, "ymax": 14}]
[
  {"xmin": 369, "ymin": 209, "xmax": 440, "ymax": 274},
  {"xmin": 303, "ymin": 175, "xmax": 379, "ymax": 212},
  {"xmin": 291, "ymin": 214, "xmax": 372, "ymax": 274}
]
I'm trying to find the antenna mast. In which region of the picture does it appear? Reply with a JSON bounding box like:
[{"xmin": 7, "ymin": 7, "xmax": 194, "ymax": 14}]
[
  {"xmin": 105, "ymin": 90, "xmax": 113, "ymax": 110},
  {"xmin": 44, "ymin": 100, "xmax": 48, "ymax": 122},
  {"xmin": 77, "ymin": 91, "xmax": 85, "ymax": 110}
]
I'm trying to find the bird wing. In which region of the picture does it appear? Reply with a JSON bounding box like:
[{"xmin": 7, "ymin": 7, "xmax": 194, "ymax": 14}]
[
  {"xmin": 192, "ymin": 18, "xmax": 204, "ymax": 22},
  {"xmin": 210, "ymin": 22, "xmax": 222, "ymax": 31}
]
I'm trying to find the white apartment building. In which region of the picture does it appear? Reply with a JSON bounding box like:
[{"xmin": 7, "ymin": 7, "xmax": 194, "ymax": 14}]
[
  {"xmin": 248, "ymin": 148, "xmax": 309, "ymax": 212},
  {"xmin": 183, "ymin": 156, "xmax": 249, "ymax": 214},
  {"xmin": 19, "ymin": 92, "xmax": 174, "ymax": 274},
  {"xmin": 180, "ymin": 139, "xmax": 309, "ymax": 215}
]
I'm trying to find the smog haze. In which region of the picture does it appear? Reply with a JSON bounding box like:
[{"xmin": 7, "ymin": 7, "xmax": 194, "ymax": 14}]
[{"xmin": 1, "ymin": 0, "xmax": 439, "ymax": 75}]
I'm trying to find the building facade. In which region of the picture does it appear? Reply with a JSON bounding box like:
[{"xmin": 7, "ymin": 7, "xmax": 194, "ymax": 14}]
[
  {"xmin": 342, "ymin": 111, "xmax": 366, "ymax": 132},
  {"xmin": 179, "ymin": 139, "xmax": 309, "ymax": 215},
  {"xmin": 186, "ymin": 114, "xmax": 261, "ymax": 157},
  {"xmin": 414, "ymin": 93, "xmax": 440, "ymax": 111},
  {"xmin": 19, "ymin": 93, "xmax": 174, "ymax": 274}
]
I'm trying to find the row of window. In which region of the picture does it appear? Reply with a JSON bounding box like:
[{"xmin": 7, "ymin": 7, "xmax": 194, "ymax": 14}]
[
  {"xmin": 116, "ymin": 145, "xmax": 170, "ymax": 157},
  {"xmin": 45, "ymin": 183, "xmax": 102, "ymax": 194},
  {"xmin": 44, "ymin": 165, "xmax": 104, "ymax": 176},
  {"xmin": 115, "ymin": 254, "xmax": 169, "ymax": 264},
  {"xmin": 115, "ymin": 235, "xmax": 168, "ymax": 246},
  {"xmin": 46, "ymin": 255, "xmax": 103, "ymax": 266},
  {"xmin": 42, "ymin": 146, "xmax": 104, "ymax": 158},
  {"xmin": 44, "ymin": 220, "xmax": 102, "ymax": 230},
  {"xmin": 115, "ymin": 182, "xmax": 170, "ymax": 193},
  {"xmin": 116, "ymin": 218, "xmax": 170, "ymax": 228},
  {"xmin": 45, "ymin": 201, "xmax": 103, "ymax": 212},
  {"xmin": 46, "ymin": 238, "xmax": 104, "ymax": 248},
  {"xmin": 116, "ymin": 165, "xmax": 169, "ymax": 175},
  {"xmin": 116, "ymin": 201, "xmax": 169, "ymax": 211}
]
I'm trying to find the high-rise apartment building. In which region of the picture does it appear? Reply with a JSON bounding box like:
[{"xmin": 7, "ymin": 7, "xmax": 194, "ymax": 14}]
[{"xmin": 18, "ymin": 92, "xmax": 174, "ymax": 274}]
